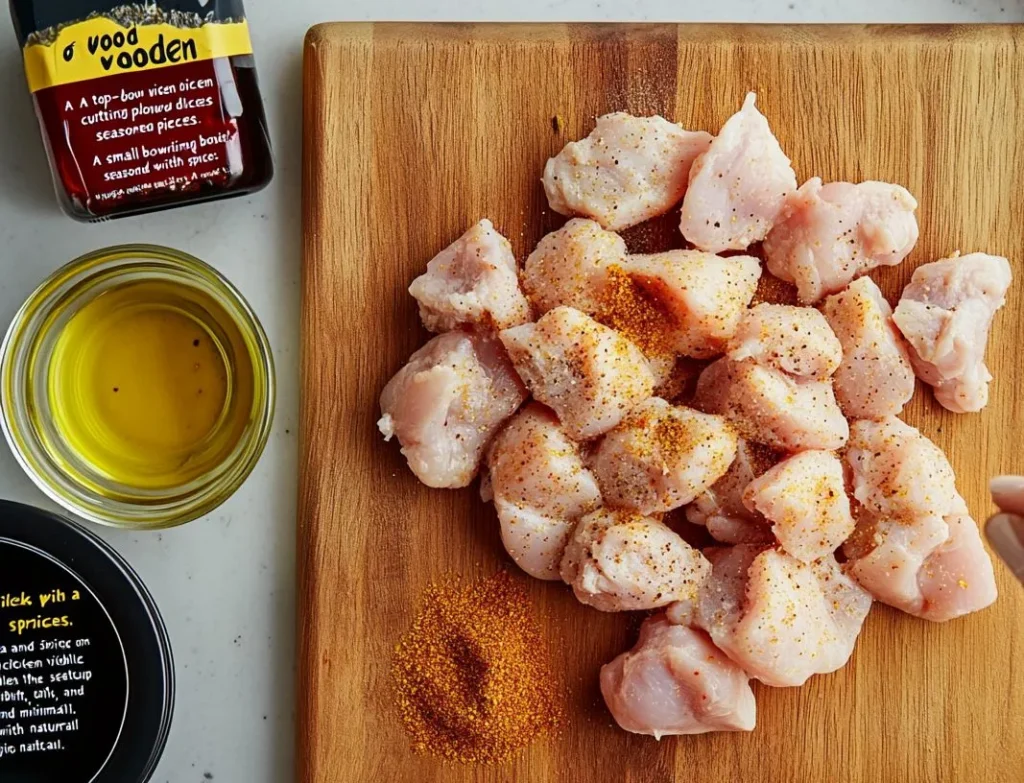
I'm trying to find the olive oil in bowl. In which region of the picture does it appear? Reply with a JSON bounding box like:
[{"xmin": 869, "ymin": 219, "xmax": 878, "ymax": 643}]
[{"xmin": 1, "ymin": 245, "xmax": 274, "ymax": 528}]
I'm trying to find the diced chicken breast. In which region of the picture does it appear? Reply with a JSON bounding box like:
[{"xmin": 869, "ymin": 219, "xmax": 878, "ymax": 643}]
[
  {"xmin": 486, "ymin": 403, "xmax": 602, "ymax": 579},
  {"xmin": 685, "ymin": 439, "xmax": 777, "ymax": 545},
  {"xmin": 620, "ymin": 251, "xmax": 762, "ymax": 358},
  {"xmin": 844, "ymin": 418, "xmax": 965, "ymax": 523},
  {"xmin": 743, "ymin": 450, "xmax": 854, "ymax": 563},
  {"xmin": 916, "ymin": 514, "xmax": 997, "ymax": 621},
  {"xmin": 521, "ymin": 218, "xmax": 627, "ymax": 316},
  {"xmin": 680, "ymin": 93, "xmax": 797, "ymax": 253},
  {"xmin": 600, "ymin": 613, "xmax": 756, "ymax": 737},
  {"xmin": 821, "ymin": 277, "xmax": 915, "ymax": 419},
  {"xmin": 697, "ymin": 546, "xmax": 871, "ymax": 687},
  {"xmin": 589, "ymin": 397, "xmax": 738, "ymax": 515},
  {"xmin": 408, "ymin": 219, "xmax": 532, "ymax": 332},
  {"xmin": 560, "ymin": 508, "xmax": 711, "ymax": 612},
  {"xmin": 543, "ymin": 113, "xmax": 713, "ymax": 231},
  {"xmin": 892, "ymin": 252, "xmax": 1012, "ymax": 413},
  {"xmin": 694, "ymin": 359, "xmax": 849, "ymax": 452},
  {"xmin": 726, "ymin": 303, "xmax": 843, "ymax": 380},
  {"xmin": 763, "ymin": 178, "xmax": 919, "ymax": 304},
  {"xmin": 499, "ymin": 306, "xmax": 655, "ymax": 440},
  {"xmin": 378, "ymin": 331, "xmax": 528, "ymax": 488}
]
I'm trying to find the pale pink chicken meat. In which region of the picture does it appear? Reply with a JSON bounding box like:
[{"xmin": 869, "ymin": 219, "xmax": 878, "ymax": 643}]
[
  {"xmin": 680, "ymin": 92, "xmax": 797, "ymax": 253},
  {"xmin": 408, "ymin": 219, "xmax": 532, "ymax": 332},
  {"xmin": 697, "ymin": 546, "xmax": 872, "ymax": 687},
  {"xmin": 378, "ymin": 331, "xmax": 528, "ymax": 488},
  {"xmin": 543, "ymin": 113, "xmax": 713, "ymax": 231},
  {"xmin": 621, "ymin": 251, "xmax": 762, "ymax": 358},
  {"xmin": 521, "ymin": 218, "xmax": 627, "ymax": 316},
  {"xmin": 892, "ymin": 252, "xmax": 1012, "ymax": 413},
  {"xmin": 821, "ymin": 277, "xmax": 916, "ymax": 419},
  {"xmin": 726, "ymin": 303, "xmax": 842, "ymax": 381},
  {"xmin": 560, "ymin": 508, "xmax": 711, "ymax": 612},
  {"xmin": 600, "ymin": 613, "xmax": 756, "ymax": 737},
  {"xmin": 844, "ymin": 417, "xmax": 964, "ymax": 523},
  {"xmin": 686, "ymin": 440, "xmax": 776, "ymax": 545},
  {"xmin": 499, "ymin": 306, "xmax": 655, "ymax": 440},
  {"xmin": 485, "ymin": 403, "xmax": 602, "ymax": 580},
  {"xmin": 763, "ymin": 178, "xmax": 919, "ymax": 304},
  {"xmin": 743, "ymin": 450, "xmax": 854, "ymax": 564},
  {"xmin": 694, "ymin": 358, "xmax": 849, "ymax": 452},
  {"xmin": 588, "ymin": 397, "xmax": 738, "ymax": 515}
]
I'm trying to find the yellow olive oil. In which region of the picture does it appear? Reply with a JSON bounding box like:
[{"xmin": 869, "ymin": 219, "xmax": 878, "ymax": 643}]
[{"xmin": 48, "ymin": 280, "xmax": 255, "ymax": 490}]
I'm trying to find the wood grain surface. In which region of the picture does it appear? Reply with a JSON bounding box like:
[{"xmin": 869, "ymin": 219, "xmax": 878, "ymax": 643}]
[{"xmin": 299, "ymin": 23, "xmax": 1024, "ymax": 783}]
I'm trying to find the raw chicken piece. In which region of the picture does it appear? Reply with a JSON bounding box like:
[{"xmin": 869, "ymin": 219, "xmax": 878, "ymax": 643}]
[
  {"xmin": 588, "ymin": 397, "xmax": 738, "ymax": 515},
  {"xmin": 686, "ymin": 440, "xmax": 777, "ymax": 545},
  {"xmin": 560, "ymin": 508, "xmax": 711, "ymax": 612},
  {"xmin": 844, "ymin": 418, "xmax": 964, "ymax": 523},
  {"xmin": 620, "ymin": 251, "xmax": 762, "ymax": 358},
  {"xmin": 543, "ymin": 113, "xmax": 713, "ymax": 231},
  {"xmin": 694, "ymin": 359, "xmax": 849, "ymax": 452},
  {"xmin": 521, "ymin": 218, "xmax": 627, "ymax": 316},
  {"xmin": 378, "ymin": 331, "xmax": 528, "ymax": 488},
  {"xmin": 486, "ymin": 403, "xmax": 602, "ymax": 580},
  {"xmin": 892, "ymin": 252, "xmax": 1012, "ymax": 413},
  {"xmin": 499, "ymin": 306, "xmax": 655, "ymax": 440},
  {"xmin": 916, "ymin": 514, "xmax": 997, "ymax": 621},
  {"xmin": 843, "ymin": 510, "xmax": 950, "ymax": 613},
  {"xmin": 763, "ymin": 178, "xmax": 919, "ymax": 304},
  {"xmin": 600, "ymin": 613, "xmax": 756, "ymax": 737},
  {"xmin": 726, "ymin": 303, "xmax": 842, "ymax": 381},
  {"xmin": 680, "ymin": 93, "xmax": 797, "ymax": 253},
  {"xmin": 408, "ymin": 219, "xmax": 532, "ymax": 332},
  {"xmin": 821, "ymin": 277, "xmax": 915, "ymax": 419},
  {"xmin": 742, "ymin": 450, "xmax": 854, "ymax": 563},
  {"xmin": 697, "ymin": 546, "xmax": 871, "ymax": 687}
]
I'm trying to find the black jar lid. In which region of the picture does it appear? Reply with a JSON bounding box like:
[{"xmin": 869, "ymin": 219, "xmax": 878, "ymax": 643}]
[{"xmin": 0, "ymin": 501, "xmax": 173, "ymax": 783}]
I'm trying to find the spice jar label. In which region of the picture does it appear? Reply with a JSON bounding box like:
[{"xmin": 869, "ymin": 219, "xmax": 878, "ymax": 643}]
[
  {"xmin": 10, "ymin": 0, "xmax": 273, "ymax": 220},
  {"xmin": 0, "ymin": 539, "xmax": 129, "ymax": 783}
]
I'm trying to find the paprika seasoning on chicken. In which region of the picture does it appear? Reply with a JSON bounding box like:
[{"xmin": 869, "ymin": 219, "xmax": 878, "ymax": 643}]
[
  {"xmin": 10, "ymin": 0, "xmax": 273, "ymax": 220},
  {"xmin": 391, "ymin": 571, "xmax": 564, "ymax": 763}
]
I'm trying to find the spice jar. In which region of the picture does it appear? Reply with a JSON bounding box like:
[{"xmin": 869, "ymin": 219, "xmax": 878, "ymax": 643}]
[{"xmin": 10, "ymin": 0, "xmax": 273, "ymax": 221}]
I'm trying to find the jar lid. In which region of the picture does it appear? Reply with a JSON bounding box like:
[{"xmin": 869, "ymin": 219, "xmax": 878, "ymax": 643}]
[{"xmin": 0, "ymin": 501, "xmax": 173, "ymax": 782}]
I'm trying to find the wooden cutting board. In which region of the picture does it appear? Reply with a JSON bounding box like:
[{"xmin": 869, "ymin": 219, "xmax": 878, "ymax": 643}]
[{"xmin": 299, "ymin": 23, "xmax": 1024, "ymax": 783}]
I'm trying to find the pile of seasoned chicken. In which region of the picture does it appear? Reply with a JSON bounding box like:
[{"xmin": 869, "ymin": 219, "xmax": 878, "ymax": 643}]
[{"xmin": 377, "ymin": 93, "xmax": 1009, "ymax": 739}]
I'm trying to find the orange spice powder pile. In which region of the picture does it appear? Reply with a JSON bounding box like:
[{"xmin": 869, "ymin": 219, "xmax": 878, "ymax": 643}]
[
  {"xmin": 597, "ymin": 265, "xmax": 674, "ymax": 357},
  {"xmin": 391, "ymin": 571, "xmax": 563, "ymax": 764}
]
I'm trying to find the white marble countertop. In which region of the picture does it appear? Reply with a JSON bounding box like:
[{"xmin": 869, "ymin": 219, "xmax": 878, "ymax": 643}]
[{"xmin": 0, "ymin": 1, "xmax": 1017, "ymax": 781}]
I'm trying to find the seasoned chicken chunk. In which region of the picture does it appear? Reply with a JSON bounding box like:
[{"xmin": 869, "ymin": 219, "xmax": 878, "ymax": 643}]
[
  {"xmin": 822, "ymin": 277, "xmax": 915, "ymax": 419},
  {"xmin": 726, "ymin": 303, "xmax": 843, "ymax": 381},
  {"xmin": 915, "ymin": 514, "xmax": 997, "ymax": 621},
  {"xmin": 680, "ymin": 93, "xmax": 797, "ymax": 253},
  {"xmin": 378, "ymin": 331, "xmax": 528, "ymax": 488},
  {"xmin": 600, "ymin": 613, "xmax": 756, "ymax": 737},
  {"xmin": 844, "ymin": 418, "xmax": 964, "ymax": 523},
  {"xmin": 686, "ymin": 440, "xmax": 776, "ymax": 545},
  {"xmin": 892, "ymin": 252, "xmax": 1012, "ymax": 413},
  {"xmin": 694, "ymin": 359, "xmax": 849, "ymax": 452},
  {"xmin": 521, "ymin": 218, "xmax": 627, "ymax": 316},
  {"xmin": 543, "ymin": 113, "xmax": 713, "ymax": 231},
  {"xmin": 499, "ymin": 307, "xmax": 655, "ymax": 440},
  {"xmin": 743, "ymin": 450, "xmax": 854, "ymax": 563},
  {"xmin": 621, "ymin": 251, "xmax": 762, "ymax": 358},
  {"xmin": 486, "ymin": 403, "xmax": 602, "ymax": 579},
  {"xmin": 589, "ymin": 397, "xmax": 738, "ymax": 515},
  {"xmin": 408, "ymin": 219, "xmax": 532, "ymax": 332},
  {"xmin": 763, "ymin": 178, "xmax": 919, "ymax": 304},
  {"xmin": 697, "ymin": 546, "xmax": 871, "ymax": 687},
  {"xmin": 560, "ymin": 508, "xmax": 711, "ymax": 612}
]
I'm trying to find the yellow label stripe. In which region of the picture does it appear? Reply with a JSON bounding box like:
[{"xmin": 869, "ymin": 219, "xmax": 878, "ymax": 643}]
[{"xmin": 24, "ymin": 18, "xmax": 254, "ymax": 93}]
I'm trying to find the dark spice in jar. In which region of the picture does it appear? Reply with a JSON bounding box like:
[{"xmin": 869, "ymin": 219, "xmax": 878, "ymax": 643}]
[
  {"xmin": 11, "ymin": 0, "xmax": 273, "ymax": 221},
  {"xmin": 391, "ymin": 571, "xmax": 563, "ymax": 764}
]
